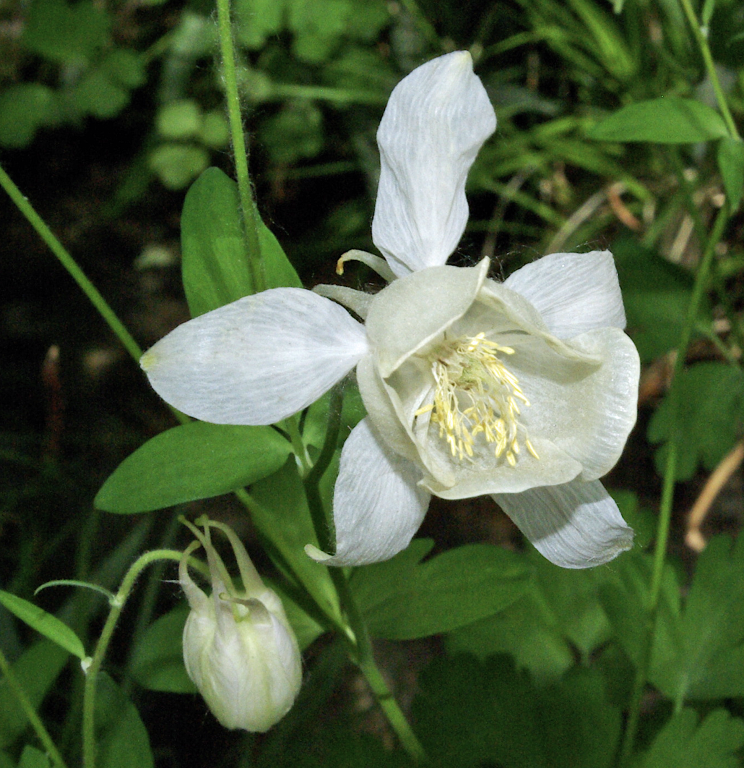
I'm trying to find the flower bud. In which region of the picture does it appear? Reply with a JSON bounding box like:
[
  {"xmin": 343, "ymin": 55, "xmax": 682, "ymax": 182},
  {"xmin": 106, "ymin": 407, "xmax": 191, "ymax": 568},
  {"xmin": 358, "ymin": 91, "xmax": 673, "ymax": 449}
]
[{"xmin": 179, "ymin": 517, "xmax": 302, "ymax": 732}]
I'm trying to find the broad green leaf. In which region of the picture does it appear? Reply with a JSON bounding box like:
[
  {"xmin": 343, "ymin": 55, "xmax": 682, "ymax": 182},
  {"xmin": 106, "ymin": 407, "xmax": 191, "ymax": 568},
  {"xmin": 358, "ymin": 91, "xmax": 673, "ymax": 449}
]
[
  {"xmin": 96, "ymin": 674, "xmax": 154, "ymax": 768},
  {"xmin": 718, "ymin": 137, "xmax": 744, "ymax": 208},
  {"xmin": 637, "ymin": 709, "xmax": 744, "ymax": 768},
  {"xmin": 129, "ymin": 607, "xmax": 196, "ymax": 693},
  {"xmin": 588, "ymin": 98, "xmax": 728, "ymax": 143},
  {"xmin": 0, "ymin": 590, "xmax": 85, "ymax": 660},
  {"xmin": 22, "ymin": 0, "xmax": 110, "ymax": 64},
  {"xmin": 0, "ymin": 84, "xmax": 56, "ymax": 148},
  {"xmin": 95, "ymin": 422, "xmax": 291, "ymax": 514},
  {"xmin": 0, "ymin": 641, "xmax": 68, "ymax": 749},
  {"xmin": 17, "ymin": 746, "xmax": 50, "ymax": 768},
  {"xmin": 181, "ymin": 168, "xmax": 301, "ymax": 318},
  {"xmin": 351, "ymin": 541, "xmax": 531, "ymax": 640},
  {"xmin": 448, "ymin": 543, "xmax": 614, "ymax": 683},
  {"xmin": 250, "ymin": 458, "xmax": 341, "ymax": 630},
  {"xmin": 613, "ymin": 237, "xmax": 703, "ymax": 362},
  {"xmin": 413, "ymin": 655, "xmax": 621, "ymax": 768},
  {"xmin": 648, "ymin": 362, "xmax": 744, "ymax": 481}
]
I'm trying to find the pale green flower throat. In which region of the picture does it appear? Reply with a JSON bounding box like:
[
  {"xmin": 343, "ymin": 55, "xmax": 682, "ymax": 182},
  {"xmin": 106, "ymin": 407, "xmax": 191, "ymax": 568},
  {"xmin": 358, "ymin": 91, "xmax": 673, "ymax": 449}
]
[{"xmin": 416, "ymin": 332, "xmax": 539, "ymax": 465}]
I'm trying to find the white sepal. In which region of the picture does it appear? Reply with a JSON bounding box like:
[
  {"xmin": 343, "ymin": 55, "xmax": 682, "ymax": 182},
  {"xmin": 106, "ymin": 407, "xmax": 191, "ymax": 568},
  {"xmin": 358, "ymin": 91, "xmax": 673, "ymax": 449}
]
[
  {"xmin": 141, "ymin": 288, "xmax": 368, "ymax": 425},
  {"xmin": 372, "ymin": 51, "xmax": 496, "ymax": 277},
  {"xmin": 503, "ymin": 250, "xmax": 626, "ymax": 337},
  {"xmin": 307, "ymin": 418, "xmax": 430, "ymax": 566},
  {"xmin": 492, "ymin": 479, "xmax": 634, "ymax": 569}
]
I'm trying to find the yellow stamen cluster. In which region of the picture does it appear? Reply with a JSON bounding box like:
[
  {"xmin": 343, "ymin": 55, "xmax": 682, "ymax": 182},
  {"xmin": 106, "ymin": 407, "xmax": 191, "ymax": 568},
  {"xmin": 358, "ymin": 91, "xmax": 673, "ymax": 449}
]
[{"xmin": 416, "ymin": 332, "xmax": 539, "ymax": 465}]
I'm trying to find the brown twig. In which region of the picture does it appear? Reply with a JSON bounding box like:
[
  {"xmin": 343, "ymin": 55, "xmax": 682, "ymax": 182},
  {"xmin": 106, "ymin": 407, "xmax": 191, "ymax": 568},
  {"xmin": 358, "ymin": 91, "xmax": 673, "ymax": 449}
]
[{"xmin": 686, "ymin": 439, "xmax": 744, "ymax": 552}]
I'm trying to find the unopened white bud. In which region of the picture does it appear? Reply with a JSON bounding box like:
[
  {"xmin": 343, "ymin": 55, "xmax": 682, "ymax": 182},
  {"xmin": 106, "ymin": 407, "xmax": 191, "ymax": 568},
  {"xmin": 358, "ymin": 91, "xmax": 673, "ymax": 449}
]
[{"xmin": 179, "ymin": 517, "xmax": 302, "ymax": 732}]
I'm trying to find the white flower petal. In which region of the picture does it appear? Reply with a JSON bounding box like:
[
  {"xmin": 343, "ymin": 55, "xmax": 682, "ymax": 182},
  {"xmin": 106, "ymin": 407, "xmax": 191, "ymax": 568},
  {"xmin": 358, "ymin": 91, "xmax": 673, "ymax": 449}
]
[
  {"xmin": 307, "ymin": 418, "xmax": 430, "ymax": 566},
  {"xmin": 492, "ymin": 479, "xmax": 634, "ymax": 569},
  {"xmin": 371, "ymin": 51, "xmax": 497, "ymax": 277},
  {"xmin": 366, "ymin": 259, "xmax": 489, "ymax": 377},
  {"xmin": 141, "ymin": 288, "xmax": 368, "ymax": 425},
  {"xmin": 511, "ymin": 328, "xmax": 639, "ymax": 481},
  {"xmin": 503, "ymin": 251, "xmax": 626, "ymax": 338}
]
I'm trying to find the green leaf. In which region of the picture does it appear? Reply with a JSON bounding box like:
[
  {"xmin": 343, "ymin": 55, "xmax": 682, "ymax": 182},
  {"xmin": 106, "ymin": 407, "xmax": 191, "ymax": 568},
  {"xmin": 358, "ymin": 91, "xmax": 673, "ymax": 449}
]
[
  {"xmin": 70, "ymin": 69, "xmax": 130, "ymax": 119},
  {"xmin": 156, "ymin": 100, "xmax": 202, "ymax": 140},
  {"xmin": 0, "ymin": 641, "xmax": 68, "ymax": 749},
  {"xmin": 17, "ymin": 746, "xmax": 50, "ymax": 768},
  {"xmin": 637, "ymin": 709, "xmax": 744, "ymax": 768},
  {"xmin": 351, "ymin": 541, "xmax": 531, "ymax": 640},
  {"xmin": 588, "ymin": 98, "xmax": 728, "ymax": 143},
  {"xmin": 250, "ymin": 458, "xmax": 341, "ymax": 630},
  {"xmin": 181, "ymin": 168, "xmax": 300, "ymax": 318},
  {"xmin": 95, "ymin": 422, "xmax": 291, "ymax": 514},
  {"xmin": 412, "ymin": 655, "xmax": 621, "ymax": 768},
  {"xmin": 129, "ymin": 607, "xmax": 196, "ymax": 693},
  {"xmin": 598, "ymin": 549, "xmax": 682, "ymax": 686},
  {"xmin": 258, "ymin": 101, "xmax": 324, "ymax": 165},
  {"xmin": 234, "ymin": 0, "xmax": 286, "ymax": 48},
  {"xmin": 650, "ymin": 535, "xmax": 744, "ymax": 701},
  {"xmin": 0, "ymin": 84, "xmax": 56, "ymax": 148},
  {"xmin": 0, "ymin": 590, "xmax": 85, "ymax": 660},
  {"xmin": 268, "ymin": 580, "xmax": 326, "ymax": 651},
  {"xmin": 613, "ymin": 237, "xmax": 703, "ymax": 362},
  {"xmin": 718, "ymin": 137, "xmax": 744, "ymax": 208},
  {"xmin": 23, "ymin": 0, "xmax": 110, "ymax": 64},
  {"xmin": 648, "ymin": 362, "xmax": 744, "ymax": 481},
  {"xmin": 101, "ymin": 49, "xmax": 146, "ymax": 88},
  {"xmin": 448, "ymin": 544, "xmax": 614, "ymax": 683},
  {"xmin": 149, "ymin": 143, "xmax": 209, "ymax": 190},
  {"xmin": 96, "ymin": 674, "xmax": 154, "ymax": 768}
]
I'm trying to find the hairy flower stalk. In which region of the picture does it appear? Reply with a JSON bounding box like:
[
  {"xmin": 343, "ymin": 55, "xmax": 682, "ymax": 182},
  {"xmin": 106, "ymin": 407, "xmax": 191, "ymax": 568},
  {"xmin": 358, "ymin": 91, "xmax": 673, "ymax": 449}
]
[
  {"xmin": 179, "ymin": 517, "xmax": 302, "ymax": 732},
  {"xmin": 142, "ymin": 52, "xmax": 640, "ymax": 570}
]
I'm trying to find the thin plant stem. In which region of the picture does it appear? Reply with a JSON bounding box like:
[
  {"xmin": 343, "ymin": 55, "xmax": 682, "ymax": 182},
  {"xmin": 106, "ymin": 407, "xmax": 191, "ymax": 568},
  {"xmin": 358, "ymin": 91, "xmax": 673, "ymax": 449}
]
[
  {"xmin": 214, "ymin": 0, "xmax": 265, "ymax": 293},
  {"xmin": 82, "ymin": 549, "xmax": 183, "ymax": 768},
  {"xmin": 0, "ymin": 646, "xmax": 70, "ymax": 768},
  {"xmin": 0, "ymin": 164, "xmax": 142, "ymax": 364},
  {"xmin": 301, "ymin": 390, "xmax": 427, "ymax": 762},
  {"xmin": 677, "ymin": 0, "xmax": 740, "ymax": 140},
  {"xmin": 617, "ymin": 204, "xmax": 730, "ymax": 767}
]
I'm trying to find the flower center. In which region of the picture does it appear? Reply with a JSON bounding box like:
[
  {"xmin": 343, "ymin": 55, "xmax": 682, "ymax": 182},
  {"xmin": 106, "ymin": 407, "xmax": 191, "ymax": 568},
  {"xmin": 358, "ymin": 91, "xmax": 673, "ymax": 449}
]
[{"xmin": 416, "ymin": 332, "xmax": 539, "ymax": 465}]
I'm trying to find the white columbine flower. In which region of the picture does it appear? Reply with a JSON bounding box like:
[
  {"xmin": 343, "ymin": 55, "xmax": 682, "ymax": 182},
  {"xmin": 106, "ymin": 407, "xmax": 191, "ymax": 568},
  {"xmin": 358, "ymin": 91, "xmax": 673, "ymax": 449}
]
[
  {"xmin": 179, "ymin": 517, "xmax": 302, "ymax": 732},
  {"xmin": 143, "ymin": 52, "xmax": 640, "ymax": 569}
]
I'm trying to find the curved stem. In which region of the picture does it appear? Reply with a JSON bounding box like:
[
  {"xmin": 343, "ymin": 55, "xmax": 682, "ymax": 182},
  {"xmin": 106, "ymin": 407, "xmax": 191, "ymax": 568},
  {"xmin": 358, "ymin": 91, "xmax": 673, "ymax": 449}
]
[
  {"xmin": 618, "ymin": 204, "xmax": 729, "ymax": 766},
  {"xmin": 215, "ymin": 0, "xmax": 265, "ymax": 293},
  {"xmin": 0, "ymin": 646, "xmax": 69, "ymax": 768},
  {"xmin": 0, "ymin": 164, "xmax": 142, "ymax": 364},
  {"xmin": 677, "ymin": 0, "xmax": 740, "ymax": 140},
  {"xmin": 300, "ymin": 390, "xmax": 427, "ymax": 762},
  {"xmin": 82, "ymin": 549, "xmax": 183, "ymax": 768}
]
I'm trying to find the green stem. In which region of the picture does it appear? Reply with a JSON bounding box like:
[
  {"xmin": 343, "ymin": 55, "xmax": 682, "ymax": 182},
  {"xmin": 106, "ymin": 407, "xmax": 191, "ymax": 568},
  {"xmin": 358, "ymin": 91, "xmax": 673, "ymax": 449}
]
[
  {"xmin": 215, "ymin": 0, "xmax": 265, "ymax": 293},
  {"xmin": 677, "ymin": 0, "xmax": 740, "ymax": 140},
  {"xmin": 300, "ymin": 392, "xmax": 427, "ymax": 762},
  {"xmin": 0, "ymin": 646, "xmax": 69, "ymax": 768},
  {"xmin": 617, "ymin": 204, "xmax": 729, "ymax": 767},
  {"xmin": 0, "ymin": 164, "xmax": 142, "ymax": 364},
  {"xmin": 82, "ymin": 549, "xmax": 183, "ymax": 768},
  {"xmin": 285, "ymin": 416, "xmax": 313, "ymax": 477}
]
